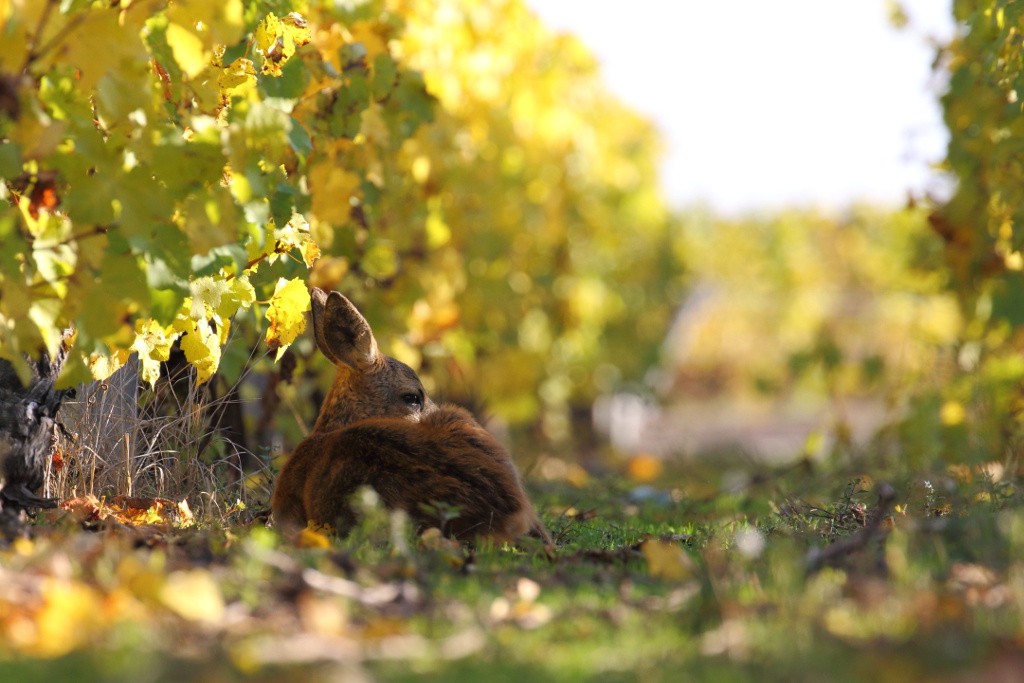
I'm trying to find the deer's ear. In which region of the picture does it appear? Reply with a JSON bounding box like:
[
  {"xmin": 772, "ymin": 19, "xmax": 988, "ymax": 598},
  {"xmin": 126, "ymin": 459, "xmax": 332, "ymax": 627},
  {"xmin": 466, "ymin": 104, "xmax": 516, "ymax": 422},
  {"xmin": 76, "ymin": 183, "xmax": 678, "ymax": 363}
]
[{"xmin": 310, "ymin": 288, "xmax": 379, "ymax": 370}]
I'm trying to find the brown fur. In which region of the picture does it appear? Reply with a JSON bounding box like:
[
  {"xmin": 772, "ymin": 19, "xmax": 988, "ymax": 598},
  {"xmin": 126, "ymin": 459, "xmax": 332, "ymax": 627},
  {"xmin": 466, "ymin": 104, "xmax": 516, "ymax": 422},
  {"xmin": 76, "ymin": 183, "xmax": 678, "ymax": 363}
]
[{"xmin": 272, "ymin": 288, "xmax": 550, "ymax": 544}]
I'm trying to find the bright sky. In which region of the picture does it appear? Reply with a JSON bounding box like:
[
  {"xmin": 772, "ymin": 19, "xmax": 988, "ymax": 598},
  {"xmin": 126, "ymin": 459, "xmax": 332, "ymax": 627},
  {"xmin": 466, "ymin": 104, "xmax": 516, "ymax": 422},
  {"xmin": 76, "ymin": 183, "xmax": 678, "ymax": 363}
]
[{"xmin": 525, "ymin": 1, "xmax": 955, "ymax": 215}]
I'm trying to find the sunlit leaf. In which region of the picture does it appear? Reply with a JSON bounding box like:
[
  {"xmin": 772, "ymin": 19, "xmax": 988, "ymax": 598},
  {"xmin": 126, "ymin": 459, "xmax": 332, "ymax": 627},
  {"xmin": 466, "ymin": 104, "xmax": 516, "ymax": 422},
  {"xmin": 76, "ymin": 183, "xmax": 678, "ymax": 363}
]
[
  {"xmin": 297, "ymin": 526, "xmax": 331, "ymax": 549},
  {"xmin": 218, "ymin": 57, "xmax": 257, "ymax": 95},
  {"xmin": 159, "ymin": 570, "xmax": 225, "ymax": 623},
  {"xmin": 265, "ymin": 277, "xmax": 311, "ymax": 360},
  {"xmin": 177, "ymin": 317, "xmax": 221, "ymax": 385},
  {"xmin": 642, "ymin": 538, "xmax": 695, "ymax": 581},
  {"xmin": 308, "ymin": 163, "xmax": 360, "ymax": 225},
  {"xmin": 165, "ymin": 23, "xmax": 209, "ymax": 79},
  {"xmin": 253, "ymin": 12, "xmax": 311, "ymax": 77}
]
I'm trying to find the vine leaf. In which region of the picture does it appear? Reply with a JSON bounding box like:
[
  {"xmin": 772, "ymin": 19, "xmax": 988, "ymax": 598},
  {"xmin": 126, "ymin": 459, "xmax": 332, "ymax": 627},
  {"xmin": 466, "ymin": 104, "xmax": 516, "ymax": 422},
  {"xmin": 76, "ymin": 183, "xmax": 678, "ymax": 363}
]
[
  {"xmin": 176, "ymin": 317, "xmax": 221, "ymax": 386},
  {"xmin": 309, "ymin": 163, "xmax": 361, "ymax": 225},
  {"xmin": 254, "ymin": 12, "xmax": 311, "ymax": 77},
  {"xmin": 132, "ymin": 319, "xmax": 175, "ymax": 388},
  {"xmin": 265, "ymin": 278, "xmax": 311, "ymax": 360}
]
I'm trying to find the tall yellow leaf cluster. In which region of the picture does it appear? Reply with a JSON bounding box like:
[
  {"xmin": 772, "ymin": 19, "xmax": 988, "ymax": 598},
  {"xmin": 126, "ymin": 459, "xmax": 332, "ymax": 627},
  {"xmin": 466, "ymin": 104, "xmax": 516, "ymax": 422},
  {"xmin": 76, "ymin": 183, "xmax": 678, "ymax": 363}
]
[{"xmin": 0, "ymin": 0, "xmax": 435, "ymax": 386}]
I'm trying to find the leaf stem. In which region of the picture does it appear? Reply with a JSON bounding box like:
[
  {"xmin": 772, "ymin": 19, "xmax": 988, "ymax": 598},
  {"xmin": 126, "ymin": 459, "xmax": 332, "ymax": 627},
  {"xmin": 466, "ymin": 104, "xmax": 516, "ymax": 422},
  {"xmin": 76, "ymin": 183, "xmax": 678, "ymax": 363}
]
[
  {"xmin": 23, "ymin": 2, "xmax": 93, "ymax": 73},
  {"xmin": 21, "ymin": 0, "xmax": 58, "ymax": 72},
  {"xmin": 225, "ymin": 254, "xmax": 268, "ymax": 280}
]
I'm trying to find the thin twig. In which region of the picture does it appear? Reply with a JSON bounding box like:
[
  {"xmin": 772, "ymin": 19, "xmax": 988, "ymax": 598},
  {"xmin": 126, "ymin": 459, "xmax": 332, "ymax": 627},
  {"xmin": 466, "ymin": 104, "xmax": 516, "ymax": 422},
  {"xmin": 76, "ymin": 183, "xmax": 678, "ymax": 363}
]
[
  {"xmin": 25, "ymin": 10, "xmax": 89, "ymax": 72},
  {"xmin": 805, "ymin": 482, "xmax": 897, "ymax": 575},
  {"xmin": 21, "ymin": 0, "xmax": 58, "ymax": 72}
]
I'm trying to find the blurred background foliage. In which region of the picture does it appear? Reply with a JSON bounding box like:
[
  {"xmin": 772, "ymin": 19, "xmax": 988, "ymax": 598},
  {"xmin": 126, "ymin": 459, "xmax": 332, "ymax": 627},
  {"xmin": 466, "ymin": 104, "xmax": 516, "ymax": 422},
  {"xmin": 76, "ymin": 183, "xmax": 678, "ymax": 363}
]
[
  {"xmin": 895, "ymin": 0, "xmax": 1024, "ymax": 468},
  {"xmin": 669, "ymin": 206, "xmax": 957, "ymax": 404},
  {"xmin": 388, "ymin": 0, "xmax": 679, "ymax": 436}
]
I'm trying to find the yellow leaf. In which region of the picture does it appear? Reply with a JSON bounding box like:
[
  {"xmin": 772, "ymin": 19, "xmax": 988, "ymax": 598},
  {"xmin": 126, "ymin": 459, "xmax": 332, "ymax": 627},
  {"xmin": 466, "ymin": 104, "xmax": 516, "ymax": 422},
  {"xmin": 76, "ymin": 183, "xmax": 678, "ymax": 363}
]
[
  {"xmin": 218, "ymin": 57, "xmax": 256, "ymax": 94},
  {"xmin": 298, "ymin": 526, "xmax": 331, "ymax": 549},
  {"xmin": 243, "ymin": 471, "xmax": 268, "ymax": 490},
  {"xmin": 12, "ymin": 537, "xmax": 34, "ymax": 556},
  {"xmin": 642, "ymin": 538, "xmax": 694, "ymax": 581},
  {"xmin": 118, "ymin": 556, "xmax": 166, "ymax": 603},
  {"xmin": 27, "ymin": 298, "xmax": 64, "ymax": 359},
  {"xmin": 281, "ymin": 12, "xmax": 312, "ymax": 49},
  {"xmin": 254, "ymin": 12, "xmax": 310, "ymax": 77},
  {"xmin": 941, "ymin": 400, "xmax": 966, "ymax": 426},
  {"xmin": 165, "ymin": 23, "xmax": 209, "ymax": 79},
  {"xmin": 271, "ymin": 214, "xmax": 320, "ymax": 267},
  {"xmin": 27, "ymin": 579, "xmax": 104, "ymax": 657},
  {"xmin": 426, "ymin": 204, "xmax": 451, "ymax": 248},
  {"xmin": 265, "ymin": 278, "xmax": 311, "ymax": 360},
  {"xmin": 566, "ymin": 464, "xmax": 589, "ymax": 488},
  {"xmin": 298, "ymin": 594, "xmax": 347, "ymax": 636},
  {"xmin": 61, "ymin": 8, "xmax": 149, "ymax": 91},
  {"xmin": 253, "ymin": 13, "xmax": 283, "ymax": 75},
  {"xmin": 411, "ymin": 156, "xmax": 431, "ymax": 184},
  {"xmin": 309, "ymin": 162, "xmax": 361, "ymax": 225},
  {"xmin": 420, "ymin": 527, "xmax": 461, "ymax": 553},
  {"xmin": 216, "ymin": 276, "xmax": 256, "ymax": 319},
  {"xmin": 135, "ymin": 347, "xmax": 161, "ymax": 388},
  {"xmin": 348, "ymin": 20, "xmax": 387, "ymax": 62},
  {"xmin": 160, "ymin": 570, "xmax": 225, "ymax": 623},
  {"xmin": 627, "ymin": 453, "xmax": 664, "ymax": 483},
  {"xmin": 90, "ymin": 348, "xmax": 131, "ymax": 381},
  {"xmin": 0, "ymin": 3, "xmax": 33, "ymax": 74},
  {"xmin": 217, "ymin": 318, "xmax": 231, "ymax": 346},
  {"xmin": 132, "ymin": 319, "xmax": 176, "ymax": 388},
  {"xmin": 179, "ymin": 319, "xmax": 221, "ymax": 385},
  {"xmin": 167, "ymin": 0, "xmax": 244, "ymax": 49},
  {"xmin": 302, "ymin": 238, "xmax": 322, "ymax": 268}
]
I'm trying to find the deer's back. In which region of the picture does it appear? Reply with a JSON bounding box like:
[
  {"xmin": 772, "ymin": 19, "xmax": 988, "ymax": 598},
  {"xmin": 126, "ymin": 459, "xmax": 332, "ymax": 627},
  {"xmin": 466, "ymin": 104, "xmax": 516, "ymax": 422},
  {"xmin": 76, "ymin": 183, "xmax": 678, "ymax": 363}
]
[{"xmin": 274, "ymin": 405, "xmax": 533, "ymax": 540}]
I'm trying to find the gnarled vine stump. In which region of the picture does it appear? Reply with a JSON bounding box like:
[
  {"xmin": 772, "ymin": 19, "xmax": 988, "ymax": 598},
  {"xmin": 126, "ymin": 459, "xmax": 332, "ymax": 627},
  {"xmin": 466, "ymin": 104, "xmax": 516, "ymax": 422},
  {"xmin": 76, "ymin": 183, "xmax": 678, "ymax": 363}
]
[{"xmin": 0, "ymin": 341, "xmax": 72, "ymax": 538}]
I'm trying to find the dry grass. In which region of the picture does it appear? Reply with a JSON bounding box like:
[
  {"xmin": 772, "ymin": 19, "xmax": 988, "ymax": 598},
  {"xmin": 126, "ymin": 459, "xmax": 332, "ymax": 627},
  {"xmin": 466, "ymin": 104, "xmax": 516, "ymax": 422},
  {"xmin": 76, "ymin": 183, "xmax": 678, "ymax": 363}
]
[{"xmin": 47, "ymin": 356, "xmax": 276, "ymax": 521}]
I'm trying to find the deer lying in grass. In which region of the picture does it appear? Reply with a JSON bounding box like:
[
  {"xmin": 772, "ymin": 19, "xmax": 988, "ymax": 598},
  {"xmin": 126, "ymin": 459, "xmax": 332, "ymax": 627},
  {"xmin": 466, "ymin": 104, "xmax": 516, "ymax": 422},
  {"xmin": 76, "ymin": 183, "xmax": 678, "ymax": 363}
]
[{"xmin": 272, "ymin": 288, "xmax": 551, "ymax": 545}]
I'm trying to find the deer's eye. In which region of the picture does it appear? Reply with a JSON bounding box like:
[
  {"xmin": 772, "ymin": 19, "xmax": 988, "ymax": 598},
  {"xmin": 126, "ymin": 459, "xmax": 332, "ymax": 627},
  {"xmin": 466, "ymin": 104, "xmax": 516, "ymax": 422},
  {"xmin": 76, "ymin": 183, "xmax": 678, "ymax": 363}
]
[{"xmin": 402, "ymin": 393, "xmax": 423, "ymax": 409}]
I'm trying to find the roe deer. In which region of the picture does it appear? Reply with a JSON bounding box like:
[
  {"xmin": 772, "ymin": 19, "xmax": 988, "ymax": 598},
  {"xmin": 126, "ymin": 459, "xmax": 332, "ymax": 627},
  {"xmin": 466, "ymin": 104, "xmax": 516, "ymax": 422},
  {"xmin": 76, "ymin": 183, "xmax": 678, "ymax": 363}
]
[{"xmin": 271, "ymin": 288, "xmax": 551, "ymax": 545}]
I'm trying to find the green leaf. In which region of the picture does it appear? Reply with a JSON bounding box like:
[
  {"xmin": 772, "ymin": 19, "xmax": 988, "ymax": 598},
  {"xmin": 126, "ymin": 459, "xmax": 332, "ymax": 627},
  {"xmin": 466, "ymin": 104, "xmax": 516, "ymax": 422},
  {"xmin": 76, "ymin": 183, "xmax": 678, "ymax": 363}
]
[
  {"xmin": 0, "ymin": 142, "xmax": 22, "ymax": 178},
  {"xmin": 151, "ymin": 141, "xmax": 224, "ymax": 197},
  {"xmin": 362, "ymin": 241, "xmax": 398, "ymax": 280},
  {"xmin": 56, "ymin": 349, "xmax": 92, "ymax": 390},
  {"xmin": 287, "ymin": 118, "xmax": 312, "ymax": 156},
  {"xmin": 150, "ymin": 288, "xmax": 188, "ymax": 327},
  {"xmin": 269, "ymin": 185, "xmax": 296, "ymax": 227},
  {"xmin": 63, "ymin": 172, "xmax": 117, "ymax": 225},
  {"xmin": 79, "ymin": 244, "xmax": 148, "ymax": 339},
  {"xmin": 261, "ymin": 56, "xmax": 308, "ymax": 99},
  {"xmin": 330, "ymin": 75, "xmax": 371, "ymax": 139},
  {"xmin": 138, "ymin": 230, "xmax": 192, "ymax": 284},
  {"xmin": 390, "ymin": 70, "xmax": 435, "ymax": 137},
  {"xmin": 372, "ymin": 54, "xmax": 398, "ymax": 100},
  {"xmin": 117, "ymin": 169, "xmax": 176, "ymax": 238}
]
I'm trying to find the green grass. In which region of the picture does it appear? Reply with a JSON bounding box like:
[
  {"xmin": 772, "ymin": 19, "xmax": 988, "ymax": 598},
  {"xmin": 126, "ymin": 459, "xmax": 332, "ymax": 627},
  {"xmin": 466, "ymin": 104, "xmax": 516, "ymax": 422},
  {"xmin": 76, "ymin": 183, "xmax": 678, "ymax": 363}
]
[{"xmin": 5, "ymin": 452, "xmax": 1024, "ymax": 682}]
